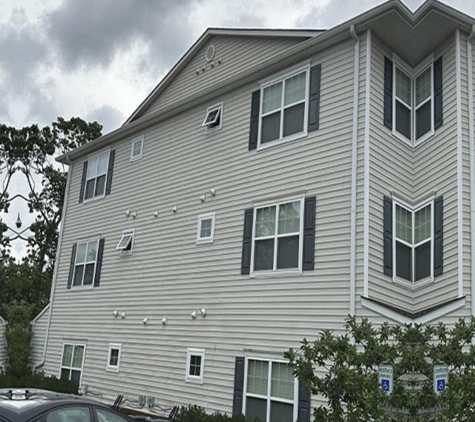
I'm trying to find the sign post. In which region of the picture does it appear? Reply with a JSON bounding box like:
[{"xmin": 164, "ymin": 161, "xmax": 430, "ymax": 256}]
[
  {"xmin": 378, "ymin": 365, "xmax": 393, "ymax": 394},
  {"xmin": 433, "ymin": 365, "xmax": 448, "ymax": 394}
]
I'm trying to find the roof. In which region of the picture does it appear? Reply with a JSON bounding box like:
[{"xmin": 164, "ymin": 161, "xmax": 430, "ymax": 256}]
[
  {"xmin": 30, "ymin": 303, "xmax": 50, "ymax": 325},
  {"xmin": 56, "ymin": 0, "xmax": 475, "ymax": 165}
]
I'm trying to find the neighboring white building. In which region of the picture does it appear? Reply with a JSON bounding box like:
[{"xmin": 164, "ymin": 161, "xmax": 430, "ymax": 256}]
[
  {"xmin": 0, "ymin": 316, "xmax": 6, "ymax": 372},
  {"xmin": 31, "ymin": 0, "xmax": 475, "ymax": 419}
]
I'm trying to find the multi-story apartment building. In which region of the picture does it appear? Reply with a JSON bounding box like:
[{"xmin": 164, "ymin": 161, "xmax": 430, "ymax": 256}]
[{"xmin": 30, "ymin": 0, "xmax": 475, "ymax": 419}]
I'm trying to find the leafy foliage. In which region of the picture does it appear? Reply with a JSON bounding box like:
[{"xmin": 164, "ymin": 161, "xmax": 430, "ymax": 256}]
[
  {"xmin": 175, "ymin": 405, "xmax": 258, "ymax": 422},
  {"xmin": 0, "ymin": 372, "xmax": 79, "ymax": 394},
  {"xmin": 286, "ymin": 316, "xmax": 475, "ymax": 422}
]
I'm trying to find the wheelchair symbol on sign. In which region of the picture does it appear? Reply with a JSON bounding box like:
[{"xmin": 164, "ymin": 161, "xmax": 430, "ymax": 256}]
[
  {"xmin": 437, "ymin": 379, "xmax": 446, "ymax": 392},
  {"xmin": 382, "ymin": 379, "xmax": 390, "ymax": 392}
]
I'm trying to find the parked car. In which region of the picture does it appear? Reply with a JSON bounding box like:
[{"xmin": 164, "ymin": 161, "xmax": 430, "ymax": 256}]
[{"xmin": 0, "ymin": 389, "xmax": 135, "ymax": 422}]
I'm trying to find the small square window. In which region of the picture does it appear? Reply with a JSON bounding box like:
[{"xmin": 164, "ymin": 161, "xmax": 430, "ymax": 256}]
[
  {"xmin": 131, "ymin": 136, "xmax": 144, "ymax": 161},
  {"xmin": 106, "ymin": 343, "xmax": 122, "ymax": 373},
  {"xmin": 116, "ymin": 230, "xmax": 134, "ymax": 253},
  {"xmin": 197, "ymin": 213, "xmax": 215, "ymax": 244},
  {"xmin": 186, "ymin": 349, "xmax": 205, "ymax": 384},
  {"xmin": 202, "ymin": 103, "xmax": 222, "ymax": 130}
]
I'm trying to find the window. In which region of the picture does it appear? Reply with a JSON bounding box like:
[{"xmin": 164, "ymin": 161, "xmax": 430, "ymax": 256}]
[
  {"xmin": 202, "ymin": 103, "xmax": 222, "ymax": 130},
  {"xmin": 97, "ymin": 409, "xmax": 130, "ymax": 422},
  {"xmin": 244, "ymin": 358, "xmax": 297, "ymax": 422},
  {"xmin": 259, "ymin": 68, "xmax": 308, "ymax": 147},
  {"xmin": 60, "ymin": 344, "xmax": 85, "ymax": 386},
  {"xmin": 106, "ymin": 343, "xmax": 122, "ymax": 373},
  {"xmin": 47, "ymin": 407, "xmax": 91, "ymax": 422},
  {"xmin": 131, "ymin": 136, "xmax": 144, "ymax": 161},
  {"xmin": 186, "ymin": 348, "xmax": 205, "ymax": 384},
  {"xmin": 197, "ymin": 213, "xmax": 215, "ymax": 244},
  {"xmin": 116, "ymin": 230, "xmax": 134, "ymax": 253},
  {"xmin": 251, "ymin": 198, "xmax": 304, "ymax": 274},
  {"xmin": 84, "ymin": 151, "xmax": 109, "ymax": 201},
  {"xmin": 393, "ymin": 57, "xmax": 434, "ymax": 146},
  {"xmin": 73, "ymin": 240, "xmax": 99, "ymax": 287},
  {"xmin": 394, "ymin": 199, "xmax": 433, "ymax": 283}
]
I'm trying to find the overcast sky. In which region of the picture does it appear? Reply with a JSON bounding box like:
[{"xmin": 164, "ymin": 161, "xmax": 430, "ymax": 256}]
[{"xmin": 1, "ymin": 0, "xmax": 475, "ymax": 260}]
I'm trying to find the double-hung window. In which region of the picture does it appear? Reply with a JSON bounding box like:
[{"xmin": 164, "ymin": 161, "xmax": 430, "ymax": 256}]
[
  {"xmin": 60, "ymin": 344, "xmax": 85, "ymax": 385},
  {"xmin": 252, "ymin": 198, "xmax": 303, "ymax": 274},
  {"xmin": 244, "ymin": 358, "xmax": 297, "ymax": 422},
  {"xmin": 394, "ymin": 199, "xmax": 433, "ymax": 283},
  {"xmin": 393, "ymin": 57, "xmax": 434, "ymax": 146},
  {"xmin": 84, "ymin": 151, "xmax": 109, "ymax": 201},
  {"xmin": 73, "ymin": 240, "xmax": 98, "ymax": 287},
  {"xmin": 259, "ymin": 68, "xmax": 308, "ymax": 147}
]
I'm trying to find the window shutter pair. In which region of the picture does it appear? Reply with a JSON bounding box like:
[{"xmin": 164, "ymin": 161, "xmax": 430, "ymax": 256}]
[
  {"xmin": 249, "ymin": 64, "xmax": 322, "ymax": 150},
  {"xmin": 383, "ymin": 196, "xmax": 443, "ymax": 277},
  {"xmin": 78, "ymin": 150, "xmax": 116, "ymax": 203},
  {"xmin": 241, "ymin": 196, "xmax": 316, "ymax": 274},
  {"xmin": 383, "ymin": 57, "xmax": 443, "ymax": 130},
  {"xmin": 67, "ymin": 239, "xmax": 105, "ymax": 289},
  {"xmin": 232, "ymin": 357, "xmax": 311, "ymax": 421}
]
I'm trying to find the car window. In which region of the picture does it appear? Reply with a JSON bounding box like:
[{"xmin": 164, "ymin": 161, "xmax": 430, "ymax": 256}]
[
  {"xmin": 96, "ymin": 409, "xmax": 130, "ymax": 422},
  {"xmin": 46, "ymin": 407, "xmax": 91, "ymax": 422}
]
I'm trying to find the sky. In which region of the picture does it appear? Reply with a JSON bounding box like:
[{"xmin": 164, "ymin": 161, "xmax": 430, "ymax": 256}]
[{"xmin": 1, "ymin": 0, "xmax": 475, "ymax": 260}]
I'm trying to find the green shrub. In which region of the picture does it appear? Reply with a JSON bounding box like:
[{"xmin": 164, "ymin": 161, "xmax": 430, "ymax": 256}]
[
  {"xmin": 175, "ymin": 405, "xmax": 256, "ymax": 422},
  {"xmin": 0, "ymin": 372, "xmax": 79, "ymax": 394}
]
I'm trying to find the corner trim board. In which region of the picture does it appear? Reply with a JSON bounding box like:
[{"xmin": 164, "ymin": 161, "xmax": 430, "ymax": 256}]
[{"xmin": 469, "ymin": 25, "xmax": 475, "ymax": 315}]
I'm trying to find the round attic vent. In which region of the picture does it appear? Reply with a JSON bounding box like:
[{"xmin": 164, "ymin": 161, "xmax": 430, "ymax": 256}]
[{"xmin": 205, "ymin": 44, "xmax": 216, "ymax": 62}]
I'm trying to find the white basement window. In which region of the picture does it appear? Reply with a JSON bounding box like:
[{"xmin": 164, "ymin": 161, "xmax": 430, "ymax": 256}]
[
  {"xmin": 60, "ymin": 343, "xmax": 85, "ymax": 386},
  {"xmin": 197, "ymin": 213, "xmax": 215, "ymax": 244},
  {"xmin": 202, "ymin": 103, "xmax": 223, "ymax": 130},
  {"xmin": 106, "ymin": 343, "xmax": 122, "ymax": 373},
  {"xmin": 116, "ymin": 230, "xmax": 134, "ymax": 253},
  {"xmin": 244, "ymin": 358, "xmax": 297, "ymax": 422},
  {"xmin": 259, "ymin": 67, "xmax": 309, "ymax": 148},
  {"xmin": 393, "ymin": 198, "xmax": 433, "ymax": 284},
  {"xmin": 131, "ymin": 136, "xmax": 144, "ymax": 161},
  {"xmin": 84, "ymin": 151, "xmax": 109, "ymax": 201},
  {"xmin": 186, "ymin": 348, "xmax": 205, "ymax": 384},
  {"xmin": 73, "ymin": 240, "xmax": 99, "ymax": 288},
  {"xmin": 251, "ymin": 198, "xmax": 304, "ymax": 274}
]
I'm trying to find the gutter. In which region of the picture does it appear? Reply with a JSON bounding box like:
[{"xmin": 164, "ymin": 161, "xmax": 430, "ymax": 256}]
[
  {"xmin": 349, "ymin": 25, "xmax": 360, "ymax": 316},
  {"xmin": 35, "ymin": 159, "xmax": 72, "ymax": 370},
  {"xmin": 468, "ymin": 25, "xmax": 475, "ymax": 314}
]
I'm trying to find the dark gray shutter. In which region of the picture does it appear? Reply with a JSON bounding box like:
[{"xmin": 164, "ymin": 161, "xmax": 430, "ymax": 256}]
[
  {"xmin": 434, "ymin": 56, "xmax": 443, "ymax": 129},
  {"xmin": 241, "ymin": 209, "xmax": 254, "ymax": 275},
  {"xmin": 94, "ymin": 238, "xmax": 105, "ymax": 287},
  {"xmin": 105, "ymin": 150, "xmax": 115, "ymax": 195},
  {"xmin": 303, "ymin": 196, "xmax": 316, "ymax": 271},
  {"xmin": 298, "ymin": 380, "xmax": 311, "ymax": 422},
  {"xmin": 384, "ymin": 57, "xmax": 393, "ymax": 129},
  {"xmin": 232, "ymin": 357, "xmax": 245, "ymax": 416},
  {"xmin": 434, "ymin": 196, "xmax": 443, "ymax": 277},
  {"xmin": 308, "ymin": 64, "xmax": 321, "ymax": 132},
  {"xmin": 67, "ymin": 244, "xmax": 77, "ymax": 290},
  {"xmin": 79, "ymin": 162, "xmax": 88, "ymax": 203},
  {"xmin": 383, "ymin": 196, "xmax": 393, "ymax": 276},
  {"xmin": 249, "ymin": 90, "xmax": 260, "ymax": 150}
]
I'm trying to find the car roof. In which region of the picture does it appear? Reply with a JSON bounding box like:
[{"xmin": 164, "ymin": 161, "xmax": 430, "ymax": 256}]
[{"xmin": 0, "ymin": 389, "xmax": 130, "ymax": 422}]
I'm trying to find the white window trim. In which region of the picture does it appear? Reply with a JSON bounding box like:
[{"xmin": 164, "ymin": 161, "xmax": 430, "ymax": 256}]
[
  {"xmin": 59, "ymin": 342, "xmax": 86, "ymax": 387},
  {"xmin": 71, "ymin": 238, "xmax": 99, "ymax": 290},
  {"xmin": 130, "ymin": 136, "xmax": 144, "ymax": 162},
  {"xmin": 106, "ymin": 343, "xmax": 122, "ymax": 373},
  {"xmin": 250, "ymin": 196, "xmax": 304, "ymax": 277},
  {"xmin": 117, "ymin": 229, "xmax": 135, "ymax": 254},
  {"xmin": 203, "ymin": 102, "xmax": 223, "ymax": 132},
  {"xmin": 196, "ymin": 213, "xmax": 215, "ymax": 244},
  {"xmin": 392, "ymin": 196, "xmax": 434, "ymax": 288},
  {"xmin": 242, "ymin": 356, "xmax": 299, "ymax": 422},
  {"xmin": 83, "ymin": 149, "xmax": 110, "ymax": 204},
  {"xmin": 257, "ymin": 65, "xmax": 310, "ymax": 151},
  {"xmin": 185, "ymin": 348, "xmax": 205, "ymax": 384},
  {"xmin": 391, "ymin": 53, "xmax": 435, "ymax": 147}
]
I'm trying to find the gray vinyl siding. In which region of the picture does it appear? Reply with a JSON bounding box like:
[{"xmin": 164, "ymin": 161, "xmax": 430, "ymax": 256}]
[
  {"xmin": 38, "ymin": 37, "xmax": 358, "ymax": 414},
  {"xmin": 0, "ymin": 319, "xmax": 5, "ymax": 371},
  {"xmin": 30, "ymin": 306, "xmax": 49, "ymax": 368},
  {"xmin": 139, "ymin": 35, "xmax": 309, "ymax": 118}
]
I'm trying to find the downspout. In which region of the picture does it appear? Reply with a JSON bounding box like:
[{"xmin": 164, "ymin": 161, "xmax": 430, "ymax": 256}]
[
  {"xmin": 468, "ymin": 25, "xmax": 475, "ymax": 314},
  {"xmin": 35, "ymin": 159, "xmax": 72, "ymax": 370},
  {"xmin": 349, "ymin": 24, "xmax": 359, "ymax": 316}
]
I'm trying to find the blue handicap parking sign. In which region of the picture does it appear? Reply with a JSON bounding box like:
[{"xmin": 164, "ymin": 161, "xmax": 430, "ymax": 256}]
[
  {"xmin": 437, "ymin": 379, "xmax": 446, "ymax": 392},
  {"xmin": 382, "ymin": 379, "xmax": 390, "ymax": 392}
]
